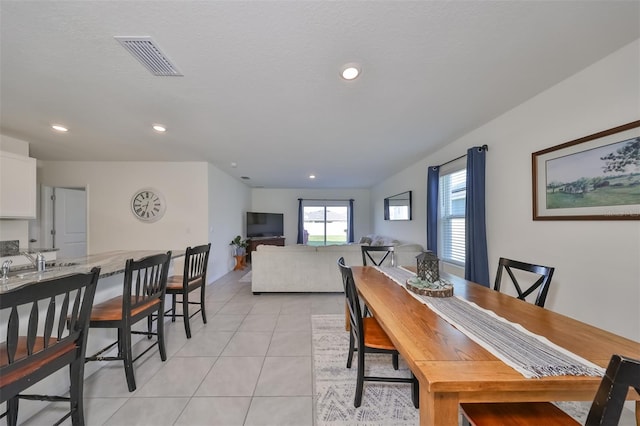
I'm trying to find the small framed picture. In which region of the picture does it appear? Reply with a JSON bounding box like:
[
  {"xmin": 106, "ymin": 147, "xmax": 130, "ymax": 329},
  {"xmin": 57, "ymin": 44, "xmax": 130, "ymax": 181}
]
[{"xmin": 532, "ymin": 120, "xmax": 640, "ymax": 220}]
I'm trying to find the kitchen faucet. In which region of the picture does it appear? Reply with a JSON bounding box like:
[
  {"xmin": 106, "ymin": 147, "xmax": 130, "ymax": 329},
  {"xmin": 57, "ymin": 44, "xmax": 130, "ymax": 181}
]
[{"xmin": 22, "ymin": 252, "xmax": 46, "ymax": 272}]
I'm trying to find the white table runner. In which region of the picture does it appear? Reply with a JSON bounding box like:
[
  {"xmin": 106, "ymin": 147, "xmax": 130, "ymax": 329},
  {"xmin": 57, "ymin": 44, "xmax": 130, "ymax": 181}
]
[{"xmin": 374, "ymin": 266, "xmax": 604, "ymax": 379}]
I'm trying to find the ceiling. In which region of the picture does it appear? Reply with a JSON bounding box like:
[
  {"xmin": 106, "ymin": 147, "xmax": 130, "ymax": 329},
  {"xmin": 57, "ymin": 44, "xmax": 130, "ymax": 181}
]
[{"xmin": 1, "ymin": 1, "xmax": 638, "ymax": 189}]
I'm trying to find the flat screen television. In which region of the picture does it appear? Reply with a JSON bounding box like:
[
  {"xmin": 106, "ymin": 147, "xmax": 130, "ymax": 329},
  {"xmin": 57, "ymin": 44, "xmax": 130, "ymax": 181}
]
[{"xmin": 246, "ymin": 212, "xmax": 284, "ymax": 238}]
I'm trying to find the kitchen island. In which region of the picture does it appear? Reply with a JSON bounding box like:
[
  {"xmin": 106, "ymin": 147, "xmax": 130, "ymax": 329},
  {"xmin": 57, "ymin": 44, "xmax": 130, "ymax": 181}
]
[{"xmin": 0, "ymin": 249, "xmax": 186, "ymax": 423}]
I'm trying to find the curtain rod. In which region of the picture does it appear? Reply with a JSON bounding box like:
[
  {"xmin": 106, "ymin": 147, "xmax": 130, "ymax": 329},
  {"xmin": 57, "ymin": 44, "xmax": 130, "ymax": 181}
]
[
  {"xmin": 435, "ymin": 144, "xmax": 488, "ymax": 169},
  {"xmin": 298, "ymin": 198, "xmax": 354, "ymax": 201}
]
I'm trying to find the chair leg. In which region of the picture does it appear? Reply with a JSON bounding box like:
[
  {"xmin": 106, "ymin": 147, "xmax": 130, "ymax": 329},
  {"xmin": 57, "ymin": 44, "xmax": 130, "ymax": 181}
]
[
  {"xmin": 147, "ymin": 314, "xmax": 153, "ymax": 339},
  {"xmin": 354, "ymin": 344, "xmax": 365, "ymax": 408},
  {"xmin": 122, "ymin": 326, "xmax": 136, "ymax": 392},
  {"xmin": 393, "ymin": 353, "xmax": 399, "ymax": 370},
  {"xmin": 7, "ymin": 396, "xmax": 19, "ymax": 426},
  {"xmin": 69, "ymin": 356, "xmax": 86, "ymax": 426},
  {"xmin": 200, "ymin": 284, "xmax": 207, "ymax": 324},
  {"xmin": 182, "ymin": 291, "xmax": 191, "ymax": 339},
  {"xmin": 171, "ymin": 294, "xmax": 176, "ymax": 322},
  {"xmin": 347, "ymin": 331, "xmax": 355, "ymax": 368},
  {"xmin": 411, "ymin": 373, "xmax": 419, "ymax": 409},
  {"xmin": 157, "ymin": 305, "xmax": 167, "ymax": 361}
]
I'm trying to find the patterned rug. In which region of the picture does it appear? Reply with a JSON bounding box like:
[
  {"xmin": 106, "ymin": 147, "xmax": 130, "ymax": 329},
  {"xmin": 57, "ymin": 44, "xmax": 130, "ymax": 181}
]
[
  {"xmin": 312, "ymin": 314, "xmax": 419, "ymax": 426},
  {"xmin": 311, "ymin": 315, "xmax": 607, "ymax": 426}
]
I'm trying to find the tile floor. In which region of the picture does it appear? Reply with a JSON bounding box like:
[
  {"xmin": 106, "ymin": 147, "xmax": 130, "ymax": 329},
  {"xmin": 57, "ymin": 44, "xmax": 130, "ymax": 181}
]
[{"xmin": 22, "ymin": 268, "xmax": 345, "ymax": 426}]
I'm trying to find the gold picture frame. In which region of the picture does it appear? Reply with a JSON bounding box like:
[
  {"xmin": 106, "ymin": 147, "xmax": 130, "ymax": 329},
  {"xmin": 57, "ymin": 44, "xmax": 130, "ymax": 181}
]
[{"xmin": 532, "ymin": 120, "xmax": 640, "ymax": 220}]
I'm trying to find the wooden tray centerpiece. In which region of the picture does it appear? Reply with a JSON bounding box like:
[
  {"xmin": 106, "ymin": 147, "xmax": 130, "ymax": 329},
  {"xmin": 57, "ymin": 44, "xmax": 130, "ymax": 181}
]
[
  {"xmin": 406, "ymin": 276, "xmax": 453, "ymax": 297},
  {"xmin": 407, "ymin": 251, "xmax": 453, "ymax": 297}
]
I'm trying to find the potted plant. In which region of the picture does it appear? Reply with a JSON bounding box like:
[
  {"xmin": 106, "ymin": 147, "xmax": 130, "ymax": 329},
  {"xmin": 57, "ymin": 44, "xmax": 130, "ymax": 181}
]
[{"xmin": 229, "ymin": 235, "xmax": 248, "ymax": 256}]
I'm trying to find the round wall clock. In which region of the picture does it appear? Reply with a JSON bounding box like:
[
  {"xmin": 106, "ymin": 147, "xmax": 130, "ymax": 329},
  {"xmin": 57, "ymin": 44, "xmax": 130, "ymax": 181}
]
[{"xmin": 131, "ymin": 188, "xmax": 166, "ymax": 223}]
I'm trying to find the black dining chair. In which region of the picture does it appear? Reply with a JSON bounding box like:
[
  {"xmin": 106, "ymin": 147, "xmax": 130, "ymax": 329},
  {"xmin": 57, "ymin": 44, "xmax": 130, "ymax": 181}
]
[
  {"xmin": 165, "ymin": 243, "xmax": 211, "ymax": 338},
  {"xmin": 460, "ymin": 353, "xmax": 640, "ymax": 426},
  {"xmin": 494, "ymin": 257, "xmax": 555, "ymax": 307},
  {"xmin": 1, "ymin": 268, "xmax": 101, "ymax": 426},
  {"xmin": 337, "ymin": 257, "xmax": 418, "ymax": 409},
  {"xmin": 85, "ymin": 252, "xmax": 171, "ymax": 392},
  {"xmin": 361, "ymin": 245, "xmax": 396, "ymax": 267}
]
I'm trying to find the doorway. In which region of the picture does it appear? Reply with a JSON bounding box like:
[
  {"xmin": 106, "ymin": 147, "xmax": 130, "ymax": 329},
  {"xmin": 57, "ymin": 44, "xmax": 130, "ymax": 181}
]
[{"xmin": 32, "ymin": 186, "xmax": 87, "ymax": 258}]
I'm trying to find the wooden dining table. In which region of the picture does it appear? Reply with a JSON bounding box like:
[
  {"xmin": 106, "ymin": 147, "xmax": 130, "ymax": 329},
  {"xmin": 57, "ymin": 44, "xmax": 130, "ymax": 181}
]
[{"xmin": 351, "ymin": 266, "xmax": 640, "ymax": 426}]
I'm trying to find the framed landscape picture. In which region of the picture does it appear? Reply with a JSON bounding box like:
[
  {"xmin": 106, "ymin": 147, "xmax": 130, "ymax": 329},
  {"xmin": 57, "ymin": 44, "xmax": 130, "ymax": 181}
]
[{"xmin": 532, "ymin": 120, "xmax": 640, "ymax": 220}]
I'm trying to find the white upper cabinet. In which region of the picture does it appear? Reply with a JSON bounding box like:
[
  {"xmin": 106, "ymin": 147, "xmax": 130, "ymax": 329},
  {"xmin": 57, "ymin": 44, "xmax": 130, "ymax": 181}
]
[{"xmin": 0, "ymin": 151, "xmax": 37, "ymax": 218}]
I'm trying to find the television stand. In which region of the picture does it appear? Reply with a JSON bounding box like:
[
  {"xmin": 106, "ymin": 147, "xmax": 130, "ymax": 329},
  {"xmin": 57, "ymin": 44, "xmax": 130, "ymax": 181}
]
[{"xmin": 247, "ymin": 236, "xmax": 285, "ymax": 262}]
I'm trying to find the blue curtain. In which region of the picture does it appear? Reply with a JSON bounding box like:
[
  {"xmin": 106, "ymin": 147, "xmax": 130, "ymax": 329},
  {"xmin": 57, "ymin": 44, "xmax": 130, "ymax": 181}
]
[
  {"xmin": 297, "ymin": 198, "xmax": 304, "ymax": 244},
  {"xmin": 464, "ymin": 146, "xmax": 489, "ymax": 287},
  {"xmin": 426, "ymin": 166, "xmax": 440, "ymax": 255},
  {"xmin": 348, "ymin": 199, "xmax": 354, "ymax": 243}
]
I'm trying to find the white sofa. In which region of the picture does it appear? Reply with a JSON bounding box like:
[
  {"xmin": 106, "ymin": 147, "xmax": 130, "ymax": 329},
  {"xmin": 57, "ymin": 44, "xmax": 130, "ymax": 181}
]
[{"xmin": 251, "ymin": 242, "xmax": 423, "ymax": 293}]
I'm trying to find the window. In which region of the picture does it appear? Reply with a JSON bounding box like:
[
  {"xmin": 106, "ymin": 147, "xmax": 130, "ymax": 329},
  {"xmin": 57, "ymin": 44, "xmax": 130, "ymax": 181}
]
[
  {"xmin": 303, "ymin": 201, "xmax": 350, "ymax": 246},
  {"xmin": 439, "ymin": 168, "xmax": 466, "ymax": 265}
]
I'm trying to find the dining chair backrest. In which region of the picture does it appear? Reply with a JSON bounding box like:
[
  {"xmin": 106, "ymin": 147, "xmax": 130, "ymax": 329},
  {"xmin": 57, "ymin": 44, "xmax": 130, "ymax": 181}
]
[
  {"xmin": 0, "ymin": 268, "xmax": 100, "ymax": 421},
  {"xmin": 585, "ymin": 354, "xmax": 640, "ymax": 425},
  {"xmin": 338, "ymin": 257, "xmax": 364, "ymax": 346},
  {"xmin": 494, "ymin": 257, "xmax": 555, "ymax": 307},
  {"xmin": 361, "ymin": 245, "xmax": 396, "ymax": 267},
  {"xmin": 183, "ymin": 243, "xmax": 210, "ymax": 284},
  {"xmin": 122, "ymin": 251, "xmax": 171, "ymax": 319}
]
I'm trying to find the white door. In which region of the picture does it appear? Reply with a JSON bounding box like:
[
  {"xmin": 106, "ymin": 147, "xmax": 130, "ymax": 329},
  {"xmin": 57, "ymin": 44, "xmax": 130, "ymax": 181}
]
[{"xmin": 54, "ymin": 188, "xmax": 87, "ymax": 259}]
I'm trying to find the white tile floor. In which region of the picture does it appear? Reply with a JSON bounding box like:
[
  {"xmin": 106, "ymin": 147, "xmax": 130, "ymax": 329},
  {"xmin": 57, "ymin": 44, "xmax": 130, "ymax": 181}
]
[{"xmin": 22, "ymin": 268, "xmax": 345, "ymax": 426}]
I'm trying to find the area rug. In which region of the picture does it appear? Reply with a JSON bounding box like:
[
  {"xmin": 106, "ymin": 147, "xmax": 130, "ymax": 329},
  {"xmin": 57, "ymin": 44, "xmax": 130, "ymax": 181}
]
[
  {"xmin": 311, "ymin": 315, "xmax": 598, "ymax": 426},
  {"xmin": 312, "ymin": 314, "xmax": 419, "ymax": 426},
  {"xmin": 239, "ymin": 271, "xmax": 252, "ymax": 282}
]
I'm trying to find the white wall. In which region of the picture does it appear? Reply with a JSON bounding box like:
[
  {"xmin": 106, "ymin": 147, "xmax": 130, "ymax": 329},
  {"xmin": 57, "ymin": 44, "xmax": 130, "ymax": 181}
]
[
  {"xmin": 372, "ymin": 39, "xmax": 640, "ymax": 341},
  {"xmin": 208, "ymin": 163, "xmax": 252, "ymax": 280},
  {"xmin": 251, "ymin": 188, "xmax": 371, "ymax": 244},
  {"xmin": 41, "ymin": 160, "xmax": 209, "ymax": 251}
]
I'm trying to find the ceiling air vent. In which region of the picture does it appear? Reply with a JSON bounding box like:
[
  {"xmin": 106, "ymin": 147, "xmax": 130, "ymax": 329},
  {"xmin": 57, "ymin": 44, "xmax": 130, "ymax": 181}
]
[{"xmin": 114, "ymin": 36, "xmax": 183, "ymax": 76}]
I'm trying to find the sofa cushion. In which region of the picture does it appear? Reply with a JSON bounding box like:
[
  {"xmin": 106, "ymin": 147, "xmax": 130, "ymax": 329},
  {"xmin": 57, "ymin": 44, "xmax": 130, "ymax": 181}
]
[
  {"xmin": 359, "ymin": 236, "xmax": 372, "ymax": 245},
  {"xmin": 316, "ymin": 244, "xmax": 362, "ymax": 253},
  {"xmin": 256, "ymin": 244, "xmax": 317, "ymax": 253}
]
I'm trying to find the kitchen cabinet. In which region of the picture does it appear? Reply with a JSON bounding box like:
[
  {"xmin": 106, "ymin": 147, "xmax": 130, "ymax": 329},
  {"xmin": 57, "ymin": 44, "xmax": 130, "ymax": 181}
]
[{"xmin": 0, "ymin": 151, "xmax": 37, "ymax": 218}]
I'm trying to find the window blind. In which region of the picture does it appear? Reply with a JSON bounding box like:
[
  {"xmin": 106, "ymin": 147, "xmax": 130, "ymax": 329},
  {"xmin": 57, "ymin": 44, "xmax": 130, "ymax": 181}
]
[{"xmin": 439, "ymin": 169, "xmax": 466, "ymax": 265}]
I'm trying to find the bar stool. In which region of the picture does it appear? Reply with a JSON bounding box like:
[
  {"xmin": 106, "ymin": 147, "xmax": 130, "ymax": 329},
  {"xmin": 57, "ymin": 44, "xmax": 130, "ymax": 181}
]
[
  {"xmin": 0, "ymin": 268, "xmax": 100, "ymax": 426},
  {"xmin": 165, "ymin": 243, "xmax": 211, "ymax": 338},
  {"xmin": 85, "ymin": 252, "xmax": 171, "ymax": 392}
]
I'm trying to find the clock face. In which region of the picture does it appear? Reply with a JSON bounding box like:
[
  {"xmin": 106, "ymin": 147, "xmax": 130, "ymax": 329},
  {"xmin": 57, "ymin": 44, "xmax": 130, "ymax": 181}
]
[{"xmin": 131, "ymin": 188, "xmax": 166, "ymax": 222}]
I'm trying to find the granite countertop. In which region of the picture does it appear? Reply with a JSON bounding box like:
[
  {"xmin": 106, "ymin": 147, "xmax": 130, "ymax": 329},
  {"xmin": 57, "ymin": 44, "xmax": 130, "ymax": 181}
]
[{"xmin": 0, "ymin": 249, "xmax": 185, "ymax": 293}]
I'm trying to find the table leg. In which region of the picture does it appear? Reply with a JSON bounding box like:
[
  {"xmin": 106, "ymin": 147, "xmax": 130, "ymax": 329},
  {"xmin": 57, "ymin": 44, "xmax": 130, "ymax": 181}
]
[
  {"xmin": 635, "ymin": 400, "xmax": 639, "ymax": 426},
  {"xmin": 420, "ymin": 389, "xmax": 459, "ymax": 426}
]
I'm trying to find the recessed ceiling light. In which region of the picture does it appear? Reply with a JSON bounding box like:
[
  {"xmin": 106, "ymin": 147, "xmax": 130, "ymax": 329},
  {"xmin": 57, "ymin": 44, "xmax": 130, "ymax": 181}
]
[
  {"xmin": 231, "ymin": 162, "xmax": 238, "ymax": 168},
  {"xmin": 340, "ymin": 63, "xmax": 361, "ymax": 80},
  {"xmin": 51, "ymin": 124, "xmax": 68, "ymax": 132},
  {"xmin": 309, "ymin": 175, "xmax": 316, "ymax": 179},
  {"xmin": 153, "ymin": 124, "xmax": 166, "ymax": 132}
]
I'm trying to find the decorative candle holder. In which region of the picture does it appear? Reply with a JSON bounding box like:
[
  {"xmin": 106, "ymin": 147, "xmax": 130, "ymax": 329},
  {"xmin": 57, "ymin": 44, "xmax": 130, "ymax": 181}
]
[
  {"xmin": 417, "ymin": 251, "xmax": 440, "ymax": 283},
  {"xmin": 407, "ymin": 251, "xmax": 453, "ymax": 297}
]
